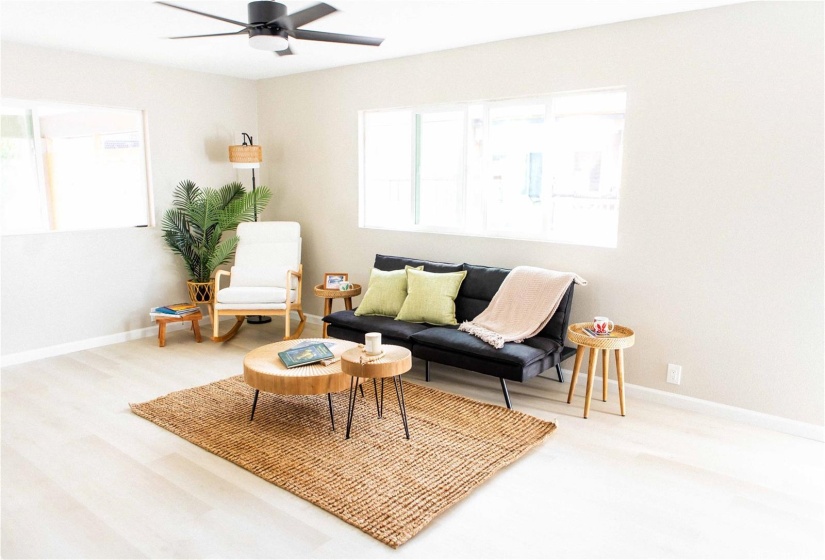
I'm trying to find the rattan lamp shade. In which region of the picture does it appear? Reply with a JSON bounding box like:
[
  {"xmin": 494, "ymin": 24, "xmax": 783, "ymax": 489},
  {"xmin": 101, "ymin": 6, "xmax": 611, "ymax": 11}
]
[{"xmin": 229, "ymin": 144, "xmax": 262, "ymax": 169}]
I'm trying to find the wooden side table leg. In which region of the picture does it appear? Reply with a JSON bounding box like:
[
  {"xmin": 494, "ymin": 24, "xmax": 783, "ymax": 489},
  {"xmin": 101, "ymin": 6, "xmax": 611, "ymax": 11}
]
[
  {"xmin": 322, "ymin": 298, "xmax": 333, "ymax": 338},
  {"xmin": 158, "ymin": 322, "xmax": 167, "ymax": 348},
  {"xmin": 344, "ymin": 297, "xmax": 353, "ymax": 311},
  {"xmin": 567, "ymin": 345, "xmax": 585, "ymax": 403},
  {"xmin": 192, "ymin": 318, "xmax": 202, "ymax": 343},
  {"xmin": 583, "ymin": 348, "xmax": 598, "ymax": 419},
  {"xmin": 602, "ymin": 348, "xmax": 609, "ymax": 402},
  {"xmin": 615, "ymin": 349, "xmax": 626, "ymax": 416}
]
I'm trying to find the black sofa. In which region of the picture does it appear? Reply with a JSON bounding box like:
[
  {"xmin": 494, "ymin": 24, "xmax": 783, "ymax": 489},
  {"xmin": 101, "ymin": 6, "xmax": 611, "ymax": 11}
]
[{"xmin": 323, "ymin": 255, "xmax": 577, "ymax": 408}]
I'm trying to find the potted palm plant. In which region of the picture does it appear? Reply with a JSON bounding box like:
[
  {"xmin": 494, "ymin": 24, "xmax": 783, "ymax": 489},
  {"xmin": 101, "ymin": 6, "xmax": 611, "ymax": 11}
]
[{"xmin": 161, "ymin": 179, "xmax": 272, "ymax": 304}]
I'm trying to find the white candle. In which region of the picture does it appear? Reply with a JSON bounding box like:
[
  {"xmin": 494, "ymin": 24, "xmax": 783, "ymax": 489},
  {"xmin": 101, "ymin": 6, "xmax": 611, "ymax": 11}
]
[{"xmin": 365, "ymin": 332, "xmax": 382, "ymax": 355}]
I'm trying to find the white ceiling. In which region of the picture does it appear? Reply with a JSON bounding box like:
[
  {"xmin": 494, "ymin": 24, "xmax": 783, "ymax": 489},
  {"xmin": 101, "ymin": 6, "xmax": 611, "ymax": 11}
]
[{"xmin": 1, "ymin": 0, "xmax": 745, "ymax": 80}]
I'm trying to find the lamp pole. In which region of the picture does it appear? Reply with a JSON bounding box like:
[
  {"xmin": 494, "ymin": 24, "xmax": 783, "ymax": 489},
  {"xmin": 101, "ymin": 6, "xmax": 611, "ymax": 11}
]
[{"xmin": 241, "ymin": 132, "xmax": 259, "ymax": 222}]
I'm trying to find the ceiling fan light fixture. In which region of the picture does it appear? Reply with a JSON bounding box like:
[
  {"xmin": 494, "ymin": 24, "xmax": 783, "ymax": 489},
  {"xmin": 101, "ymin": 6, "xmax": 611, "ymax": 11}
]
[{"xmin": 249, "ymin": 33, "xmax": 289, "ymax": 51}]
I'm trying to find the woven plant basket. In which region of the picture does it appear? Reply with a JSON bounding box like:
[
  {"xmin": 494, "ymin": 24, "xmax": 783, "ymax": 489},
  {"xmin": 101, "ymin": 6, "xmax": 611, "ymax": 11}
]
[{"xmin": 187, "ymin": 280, "xmax": 214, "ymax": 305}]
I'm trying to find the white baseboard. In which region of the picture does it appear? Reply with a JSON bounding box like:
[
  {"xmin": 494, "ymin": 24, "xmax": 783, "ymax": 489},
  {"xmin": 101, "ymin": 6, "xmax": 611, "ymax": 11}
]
[
  {"xmin": 1, "ymin": 322, "xmax": 189, "ymax": 367},
  {"xmin": 2, "ymin": 313, "xmax": 319, "ymax": 368},
  {"xmin": 4, "ymin": 321, "xmax": 821, "ymax": 442},
  {"xmin": 538, "ymin": 370, "xmax": 824, "ymax": 442}
]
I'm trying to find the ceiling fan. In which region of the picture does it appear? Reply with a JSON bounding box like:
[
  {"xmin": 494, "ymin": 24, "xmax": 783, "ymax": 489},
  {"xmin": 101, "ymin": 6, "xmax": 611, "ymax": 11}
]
[{"xmin": 156, "ymin": 1, "xmax": 384, "ymax": 55}]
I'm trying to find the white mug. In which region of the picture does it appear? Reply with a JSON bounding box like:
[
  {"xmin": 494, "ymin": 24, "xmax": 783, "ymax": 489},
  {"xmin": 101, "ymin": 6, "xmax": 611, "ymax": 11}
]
[
  {"xmin": 593, "ymin": 316, "xmax": 614, "ymax": 334},
  {"xmin": 364, "ymin": 332, "xmax": 382, "ymax": 355}
]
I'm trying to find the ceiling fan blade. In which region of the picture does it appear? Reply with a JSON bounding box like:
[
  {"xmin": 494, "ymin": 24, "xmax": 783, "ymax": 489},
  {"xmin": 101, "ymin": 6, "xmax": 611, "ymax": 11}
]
[
  {"xmin": 290, "ymin": 29, "xmax": 383, "ymax": 46},
  {"xmin": 169, "ymin": 30, "xmax": 248, "ymax": 39},
  {"xmin": 155, "ymin": 2, "xmax": 250, "ymax": 28},
  {"xmin": 275, "ymin": 46, "xmax": 295, "ymax": 57},
  {"xmin": 268, "ymin": 3, "xmax": 337, "ymax": 30}
]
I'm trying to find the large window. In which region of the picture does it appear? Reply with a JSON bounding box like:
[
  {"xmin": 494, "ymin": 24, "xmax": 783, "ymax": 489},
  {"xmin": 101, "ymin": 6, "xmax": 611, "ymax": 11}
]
[
  {"xmin": 360, "ymin": 89, "xmax": 626, "ymax": 247},
  {"xmin": 1, "ymin": 100, "xmax": 152, "ymax": 235}
]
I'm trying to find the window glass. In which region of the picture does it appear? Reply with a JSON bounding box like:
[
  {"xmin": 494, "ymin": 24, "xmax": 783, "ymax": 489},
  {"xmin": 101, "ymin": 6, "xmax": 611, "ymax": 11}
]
[
  {"xmin": 0, "ymin": 100, "xmax": 152, "ymax": 235},
  {"xmin": 416, "ymin": 110, "xmax": 464, "ymax": 229}
]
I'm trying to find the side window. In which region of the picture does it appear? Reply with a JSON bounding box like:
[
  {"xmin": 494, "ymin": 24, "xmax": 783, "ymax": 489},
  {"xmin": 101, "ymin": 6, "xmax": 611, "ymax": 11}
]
[{"xmin": 1, "ymin": 100, "xmax": 152, "ymax": 235}]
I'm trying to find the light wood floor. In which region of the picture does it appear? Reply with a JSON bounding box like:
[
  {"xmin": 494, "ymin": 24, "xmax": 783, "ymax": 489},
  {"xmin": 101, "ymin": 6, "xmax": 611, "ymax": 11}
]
[{"xmin": 2, "ymin": 321, "xmax": 823, "ymax": 559}]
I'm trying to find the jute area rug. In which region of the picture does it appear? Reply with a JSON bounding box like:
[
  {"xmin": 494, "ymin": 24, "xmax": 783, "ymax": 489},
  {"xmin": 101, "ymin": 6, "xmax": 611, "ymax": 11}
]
[{"xmin": 130, "ymin": 376, "xmax": 556, "ymax": 548}]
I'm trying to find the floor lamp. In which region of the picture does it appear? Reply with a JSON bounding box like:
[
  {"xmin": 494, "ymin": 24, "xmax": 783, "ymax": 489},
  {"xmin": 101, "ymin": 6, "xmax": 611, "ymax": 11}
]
[{"xmin": 229, "ymin": 133, "xmax": 271, "ymax": 324}]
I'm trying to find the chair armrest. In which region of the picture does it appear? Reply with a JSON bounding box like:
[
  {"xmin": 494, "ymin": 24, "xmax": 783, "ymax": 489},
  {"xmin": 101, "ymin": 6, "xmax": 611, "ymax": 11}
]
[
  {"xmin": 286, "ymin": 265, "xmax": 303, "ymax": 306},
  {"xmin": 214, "ymin": 269, "xmax": 231, "ymax": 291}
]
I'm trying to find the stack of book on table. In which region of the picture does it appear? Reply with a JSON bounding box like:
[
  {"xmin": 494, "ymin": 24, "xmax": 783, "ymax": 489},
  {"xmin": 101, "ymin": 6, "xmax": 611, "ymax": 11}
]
[{"xmin": 150, "ymin": 303, "xmax": 200, "ymax": 319}]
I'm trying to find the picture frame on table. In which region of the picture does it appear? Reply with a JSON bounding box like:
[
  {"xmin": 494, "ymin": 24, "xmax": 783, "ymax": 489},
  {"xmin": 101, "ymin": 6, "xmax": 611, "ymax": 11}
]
[{"xmin": 324, "ymin": 272, "xmax": 348, "ymax": 290}]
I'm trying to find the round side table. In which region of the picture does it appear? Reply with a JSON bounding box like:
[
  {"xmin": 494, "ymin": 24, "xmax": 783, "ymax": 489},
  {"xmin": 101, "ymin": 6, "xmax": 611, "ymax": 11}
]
[
  {"xmin": 314, "ymin": 284, "xmax": 362, "ymax": 338},
  {"xmin": 340, "ymin": 345, "xmax": 413, "ymax": 440},
  {"xmin": 566, "ymin": 323, "xmax": 635, "ymax": 418}
]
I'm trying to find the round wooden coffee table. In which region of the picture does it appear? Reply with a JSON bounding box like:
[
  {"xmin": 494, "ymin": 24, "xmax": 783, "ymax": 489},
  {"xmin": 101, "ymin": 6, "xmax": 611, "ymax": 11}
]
[
  {"xmin": 340, "ymin": 345, "xmax": 413, "ymax": 439},
  {"xmin": 243, "ymin": 338, "xmax": 359, "ymax": 430},
  {"xmin": 314, "ymin": 284, "xmax": 362, "ymax": 337},
  {"xmin": 566, "ymin": 323, "xmax": 635, "ymax": 418}
]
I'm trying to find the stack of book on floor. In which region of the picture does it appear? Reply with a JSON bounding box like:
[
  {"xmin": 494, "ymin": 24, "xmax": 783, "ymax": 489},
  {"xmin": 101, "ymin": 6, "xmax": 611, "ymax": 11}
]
[{"xmin": 150, "ymin": 303, "xmax": 200, "ymax": 319}]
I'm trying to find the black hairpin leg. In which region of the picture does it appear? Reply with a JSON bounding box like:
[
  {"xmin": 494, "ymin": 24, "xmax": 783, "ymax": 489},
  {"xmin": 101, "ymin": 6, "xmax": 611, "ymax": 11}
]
[
  {"xmin": 425, "ymin": 361, "xmax": 430, "ymax": 382},
  {"xmin": 327, "ymin": 392, "xmax": 335, "ymax": 431},
  {"xmin": 373, "ymin": 378, "xmax": 386, "ymax": 418},
  {"xmin": 359, "ymin": 384, "xmax": 365, "ymax": 398},
  {"xmin": 346, "ymin": 376, "xmax": 360, "ymax": 439},
  {"xmin": 373, "ymin": 378, "xmax": 381, "ymax": 418},
  {"xmin": 500, "ymin": 378, "xmax": 512, "ymax": 409},
  {"xmin": 555, "ymin": 364, "xmax": 565, "ymax": 383},
  {"xmin": 250, "ymin": 389, "xmax": 260, "ymax": 421},
  {"xmin": 393, "ymin": 376, "xmax": 410, "ymax": 439}
]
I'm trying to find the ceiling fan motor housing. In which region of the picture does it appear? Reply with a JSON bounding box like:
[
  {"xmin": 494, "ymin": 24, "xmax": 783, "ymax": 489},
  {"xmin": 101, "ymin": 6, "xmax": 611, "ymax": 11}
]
[{"xmin": 248, "ymin": 1, "xmax": 287, "ymax": 26}]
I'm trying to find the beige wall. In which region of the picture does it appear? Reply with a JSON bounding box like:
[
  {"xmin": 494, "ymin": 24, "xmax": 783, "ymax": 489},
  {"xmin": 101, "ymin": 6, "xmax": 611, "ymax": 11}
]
[
  {"xmin": 256, "ymin": 2, "xmax": 824, "ymax": 424},
  {"xmin": 0, "ymin": 42, "xmax": 258, "ymax": 355}
]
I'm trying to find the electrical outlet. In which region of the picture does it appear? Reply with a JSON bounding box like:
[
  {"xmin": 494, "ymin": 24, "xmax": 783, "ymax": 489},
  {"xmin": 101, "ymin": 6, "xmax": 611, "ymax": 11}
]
[{"xmin": 667, "ymin": 363, "xmax": 682, "ymax": 385}]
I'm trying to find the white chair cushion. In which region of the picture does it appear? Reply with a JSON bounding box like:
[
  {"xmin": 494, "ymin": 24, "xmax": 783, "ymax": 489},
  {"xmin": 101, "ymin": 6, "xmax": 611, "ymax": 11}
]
[
  {"xmin": 216, "ymin": 286, "xmax": 297, "ymax": 305},
  {"xmin": 230, "ymin": 265, "xmax": 299, "ymax": 289},
  {"xmin": 234, "ymin": 222, "xmax": 301, "ymax": 268}
]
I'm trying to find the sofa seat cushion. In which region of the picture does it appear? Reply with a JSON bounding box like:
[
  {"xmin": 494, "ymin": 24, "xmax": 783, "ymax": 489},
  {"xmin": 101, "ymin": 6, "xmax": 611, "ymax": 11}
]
[
  {"xmin": 410, "ymin": 327, "xmax": 562, "ymax": 367},
  {"xmin": 217, "ymin": 286, "xmax": 296, "ymax": 305},
  {"xmin": 324, "ymin": 310, "xmax": 432, "ymax": 341}
]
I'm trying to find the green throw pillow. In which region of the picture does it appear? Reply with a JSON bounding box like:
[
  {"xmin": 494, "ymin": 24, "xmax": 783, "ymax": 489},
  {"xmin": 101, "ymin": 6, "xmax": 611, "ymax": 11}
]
[
  {"xmin": 395, "ymin": 268, "xmax": 467, "ymax": 325},
  {"xmin": 354, "ymin": 266, "xmax": 423, "ymax": 318}
]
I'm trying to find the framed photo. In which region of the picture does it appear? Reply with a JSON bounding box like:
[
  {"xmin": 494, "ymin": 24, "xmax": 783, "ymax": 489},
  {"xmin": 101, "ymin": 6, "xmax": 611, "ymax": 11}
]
[{"xmin": 324, "ymin": 272, "xmax": 348, "ymax": 290}]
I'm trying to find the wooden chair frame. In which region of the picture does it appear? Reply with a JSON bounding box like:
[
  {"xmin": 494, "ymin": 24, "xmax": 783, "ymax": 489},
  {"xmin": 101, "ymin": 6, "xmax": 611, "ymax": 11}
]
[{"xmin": 212, "ymin": 264, "xmax": 306, "ymax": 342}]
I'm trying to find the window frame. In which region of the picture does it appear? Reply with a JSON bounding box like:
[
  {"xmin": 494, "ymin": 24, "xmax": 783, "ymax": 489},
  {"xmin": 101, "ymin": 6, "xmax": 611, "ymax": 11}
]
[{"xmin": 358, "ymin": 88, "xmax": 626, "ymax": 248}]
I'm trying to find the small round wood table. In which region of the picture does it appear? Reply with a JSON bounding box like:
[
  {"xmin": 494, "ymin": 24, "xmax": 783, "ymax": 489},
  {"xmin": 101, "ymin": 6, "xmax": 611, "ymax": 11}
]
[
  {"xmin": 154, "ymin": 310, "xmax": 203, "ymax": 347},
  {"xmin": 566, "ymin": 323, "xmax": 635, "ymax": 419},
  {"xmin": 340, "ymin": 345, "xmax": 413, "ymax": 440},
  {"xmin": 243, "ymin": 338, "xmax": 359, "ymax": 430},
  {"xmin": 314, "ymin": 284, "xmax": 362, "ymax": 338}
]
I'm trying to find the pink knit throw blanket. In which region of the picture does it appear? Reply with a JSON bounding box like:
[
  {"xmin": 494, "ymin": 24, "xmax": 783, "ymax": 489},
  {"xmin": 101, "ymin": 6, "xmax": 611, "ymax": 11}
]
[{"xmin": 458, "ymin": 266, "xmax": 586, "ymax": 349}]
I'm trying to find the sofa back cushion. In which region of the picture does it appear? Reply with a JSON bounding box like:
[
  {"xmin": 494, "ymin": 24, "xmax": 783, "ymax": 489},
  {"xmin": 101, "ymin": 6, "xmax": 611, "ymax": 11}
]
[
  {"xmin": 457, "ymin": 264, "xmax": 510, "ymax": 323},
  {"xmin": 374, "ymin": 254, "xmax": 463, "ymax": 275},
  {"xmin": 371, "ymin": 255, "xmax": 574, "ymax": 344}
]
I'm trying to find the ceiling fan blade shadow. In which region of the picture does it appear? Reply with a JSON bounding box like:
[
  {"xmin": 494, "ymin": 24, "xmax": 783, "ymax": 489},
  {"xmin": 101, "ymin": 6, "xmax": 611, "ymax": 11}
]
[
  {"xmin": 275, "ymin": 46, "xmax": 295, "ymax": 56},
  {"xmin": 268, "ymin": 2, "xmax": 337, "ymax": 30},
  {"xmin": 169, "ymin": 30, "xmax": 249, "ymax": 39},
  {"xmin": 291, "ymin": 29, "xmax": 383, "ymax": 46},
  {"xmin": 155, "ymin": 1, "xmax": 251, "ymax": 28}
]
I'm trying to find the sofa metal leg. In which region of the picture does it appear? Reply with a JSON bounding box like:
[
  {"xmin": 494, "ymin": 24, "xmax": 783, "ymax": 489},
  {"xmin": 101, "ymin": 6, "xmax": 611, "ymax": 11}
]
[
  {"xmin": 555, "ymin": 364, "xmax": 565, "ymax": 383},
  {"xmin": 500, "ymin": 378, "xmax": 512, "ymax": 409},
  {"xmin": 425, "ymin": 361, "xmax": 430, "ymax": 382}
]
